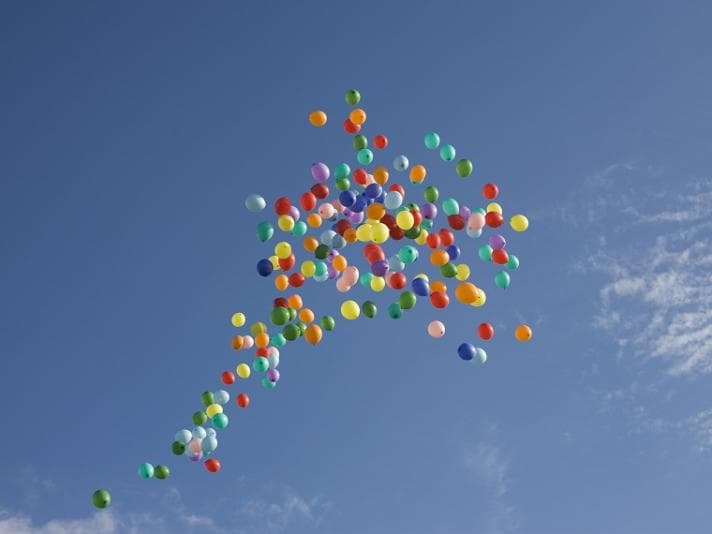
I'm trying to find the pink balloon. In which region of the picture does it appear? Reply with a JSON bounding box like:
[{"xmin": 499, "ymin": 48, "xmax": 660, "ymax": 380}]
[
  {"xmin": 188, "ymin": 438, "xmax": 202, "ymax": 453},
  {"xmin": 468, "ymin": 213, "xmax": 485, "ymax": 231},
  {"xmin": 427, "ymin": 320, "xmax": 446, "ymax": 338},
  {"xmin": 341, "ymin": 266, "xmax": 359, "ymax": 286},
  {"xmin": 318, "ymin": 203, "xmax": 336, "ymax": 219},
  {"xmin": 242, "ymin": 335, "xmax": 254, "ymax": 349},
  {"xmin": 336, "ymin": 277, "xmax": 352, "ymax": 293}
]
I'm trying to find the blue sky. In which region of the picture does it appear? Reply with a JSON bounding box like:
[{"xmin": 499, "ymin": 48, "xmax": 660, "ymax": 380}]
[{"xmin": 1, "ymin": 2, "xmax": 711, "ymax": 533}]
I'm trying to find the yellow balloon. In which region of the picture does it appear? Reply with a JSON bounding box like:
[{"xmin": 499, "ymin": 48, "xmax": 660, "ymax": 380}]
[
  {"xmin": 371, "ymin": 222, "xmax": 390, "ymax": 244},
  {"xmin": 455, "ymin": 264, "xmax": 471, "ymax": 281},
  {"xmin": 414, "ymin": 273, "xmax": 429, "ymax": 282},
  {"xmin": 471, "ymin": 288, "xmax": 487, "ymax": 307},
  {"xmin": 370, "ymin": 276, "xmax": 385, "ymax": 292},
  {"xmin": 301, "ymin": 260, "xmax": 316, "ymax": 278},
  {"xmin": 340, "ymin": 300, "xmax": 361, "ymax": 320},
  {"xmin": 274, "ymin": 242, "xmax": 292, "ymax": 259},
  {"xmin": 355, "ymin": 224, "xmax": 373, "ymax": 242},
  {"xmin": 415, "ymin": 230, "xmax": 428, "ymax": 246},
  {"xmin": 308, "ymin": 110, "xmax": 327, "ymax": 127},
  {"xmin": 277, "ymin": 215, "xmax": 295, "ymax": 232},
  {"xmin": 486, "ymin": 202, "xmax": 502, "ymax": 214},
  {"xmin": 236, "ymin": 363, "xmax": 251, "ymax": 379},
  {"xmin": 206, "ymin": 403, "xmax": 223, "ymax": 418},
  {"xmin": 396, "ymin": 210, "xmax": 415, "ymax": 230},
  {"xmin": 230, "ymin": 312, "xmax": 246, "ymax": 327},
  {"xmin": 510, "ymin": 214, "xmax": 529, "ymax": 232},
  {"xmin": 269, "ymin": 255, "xmax": 280, "ymax": 269}
]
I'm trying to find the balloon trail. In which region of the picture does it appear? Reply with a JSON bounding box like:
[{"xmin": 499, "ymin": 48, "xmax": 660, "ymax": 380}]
[{"xmin": 92, "ymin": 89, "xmax": 533, "ymax": 507}]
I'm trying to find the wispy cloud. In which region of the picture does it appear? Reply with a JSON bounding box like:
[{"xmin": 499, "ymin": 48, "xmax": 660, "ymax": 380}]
[
  {"xmin": 237, "ymin": 486, "xmax": 330, "ymax": 534},
  {"xmin": 0, "ymin": 510, "xmax": 118, "ymax": 534}
]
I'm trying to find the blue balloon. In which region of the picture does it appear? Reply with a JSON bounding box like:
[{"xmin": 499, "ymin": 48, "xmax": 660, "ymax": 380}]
[
  {"xmin": 446, "ymin": 245, "xmax": 461, "ymax": 260},
  {"xmin": 245, "ymin": 194, "xmax": 266, "ymax": 213},
  {"xmin": 257, "ymin": 258, "xmax": 273, "ymax": 277},
  {"xmin": 352, "ymin": 195, "xmax": 367, "ymax": 213},
  {"xmin": 339, "ymin": 190, "xmax": 356, "ymax": 207},
  {"xmin": 411, "ymin": 277, "xmax": 430, "ymax": 297},
  {"xmin": 457, "ymin": 343, "xmax": 476, "ymax": 361},
  {"xmin": 365, "ymin": 183, "xmax": 383, "ymax": 199}
]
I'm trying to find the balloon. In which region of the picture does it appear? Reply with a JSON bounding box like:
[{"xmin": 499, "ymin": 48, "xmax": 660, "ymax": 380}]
[
  {"xmin": 440, "ymin": 144, "xmax": 456, "ymax": 161},
  {"xmin": 321, "ymin": 315, "xmax": 336, "ymax": 331},
  {"xmin": 510, "ymin": 214, "xmax": 529, "ymax": 232},
  {"xmin": 457, "ymin": 343, "xmax": 476, "ymax": 361},
  {"xmin": 385, "ymin": 191, "xmax": 403, "ymax": 210},
  {"xmin": 454, "ymin": 282, "xmax": 478, "ymax": 304},
  {"xmin": 411, "ymin": 276, "xmax": 430, "ymax": 296},
  {"xmin": 221, "ymin": 371, "xmax": 235, "ymax": 385},
  {"xmin": 363, "ymin": 300, "xmax": 377, "ymax": 318},
  {"xmin": 430, "ymin": 291, "xmax": 449, "ymax": 309},
  {"xmin": 399, "ymin": 291, "xmax": 417, "ymax": 310},
  {"xmin": 482, "ymin": 183, "xmax": 499, "ymax": 199},
  {"xmin": 474, "ymin": 347, "xmax": 487, "ymax": 364},
  {"xmin": 236, "ymin": 393, "xmax": 250, "ymax": 408},
  {"xmin": 231, "ymin": 312, "xmax": 246, "ymax": 327},
  {"xmin": 489, "ymin": 234, "xmax": 506, "ymax": 250},
  {"xmin": 175, "ymin": 429, "xmax": 192, "ymax": 444},
  {"xmin": 478, "ymin": 244, "xmax": 493, "ymax": 261},
  {"xmin": 257, "ymin": 258, "xmax": 273, "ymax": 277},
  {"xmin": 236, "ymin": 363, "xmax": 251, "ymax": 379},
  {"xmin": 494, "ymin": 271, "xmax": 511, "ymax": 289},
  {"xmin": 152, "ymin": 464, "xmax": 170, "ymax": 480},
  {"xmin": 212, "ymin": 413, "xmax": 229, "ymax": 429},
  {"xmin": 245, "ymin": 194, "xmax": 266, "ymax": 213},
  {"xmin": 477, "ymin": 323, "xmax": 494, "ymax": 340},
  {"xmin": 393, "ymin": 155, "xmax": 409, "ymax": 171},
  {"xmin": 192, "ymin": 411, "xmax": 207, "ymax": 426},
  {"xmin": 345, "ymin": 88, "xmax": 361, "ymax": 105},
  {"xmin": 305, "ymin": 324, "xmax": 323, "ymax": 345},
  {"xmin": 138, "ymin": 463, "xmax": 154, "ymax": 479},
  {"xmin": 486, "ymin": 202, "xmax": 502, "ymax": 214},
  {"xmin": 311, "ymin": 162, "xmax": 330, "ymax": 182},
  {"xmin": 427, "ymin": 320, "xmax": 446, "ymax": 338},
  {"xmin": 340, "ymin": 300, "xmax": 360, "ymax": 320},
  {"xmin": 343, "ymin": 118, "xmax": 360, "ymax": 134},
  {"xmin": 492, "ymin": 249, "xmax": 509, "ymax": 265},
  {"xmin": 201, "ymin": 437, "xmax": 218, "ymax": 454},
  {"xmin": 468, "ymin": 213, "xmax": 485, "ymax": 231},
  {"xmin": 204, "ymin": 458, "xmax": 221, "ymax": 473},
  {"xmin": 515, "ymin": 324, "xmax": 533, "ymax": 342},
  {"xmin": 308, "ymin": 110, "xmax": 327, "ymax": 127},
  {"xmin": 455, "ymin": 159, "xmax": 473, "ymax": 177},
  {"xmin": 261, "ymin": 376, "xmax": 277, "ymax": 389},
  {"xmin": 373, "ymin": 134, "xmax": 388, "ymax": 149},
  {"xmin": 424, "ymin": 132, "xmax": 440, "ymax": 149},
  {"xmin": 192, "ymin": 426, "xmax": 207, "ymax": 440},
  {"xmin": 92, "ymin": 489, "xmax": 111, "ymax": 509},
  {"xmin": 485, "ymin": 211, "xmax": 504, "ymax": 228},
  {"xmin": 253, "ymin": 357, "xmax": 269, "ymax": 372},
  {"xmin": 506, "ymin": 254, "xmax": 520, "ymax": 270},
  {"xmin": 388, "ymin": 302, "xmax": 403, "ymax": 319},
  {"xmin": 455, "ymin": 264, "xmax": 470, "ymax": 281},
  {"xmin": 172, "ymin": 441, "xmax": 186, "ymax": 455},
  {"xmin": 396, "ymin": 210, "xmax": 415, "ymax": 230},
  {"xmin": 398, "ymin": 245, "xmax": 419, "ymax": 264},
  {"xmin": 200, "ymin": 391, "xmax": 215, "ymax": 407},
  {"xmin": 357, "ymin": 149, "xmax": 374, "ymax": 165},
  {"xmin": 349, "ymin": 108, "xmax": 367, "ymax": 125},
  {"xmin": 410, "ymin": 164, "xmax": 427, "ymax": 184},
  {"xmin": 266, "ymin": 368, "xmax": 280, "ymax": 383},
  {"xmin": 213, "ymin": 389, "xmax": 230, "ymax": 405},
  {"xmin": 442, "ymin": 198, "xmax": 459, "ymax": 216}
]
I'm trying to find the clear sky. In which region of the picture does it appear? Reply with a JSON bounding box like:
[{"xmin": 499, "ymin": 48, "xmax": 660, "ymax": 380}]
[{"xmin": 1, "ymin": 2, "xmax": 712, "ymax": 533}]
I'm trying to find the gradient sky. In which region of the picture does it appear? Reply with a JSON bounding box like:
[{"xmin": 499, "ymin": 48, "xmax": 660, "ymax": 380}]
[{"xmin": 2, "ymin": 2, "xmax": 712, "ymax": 533}]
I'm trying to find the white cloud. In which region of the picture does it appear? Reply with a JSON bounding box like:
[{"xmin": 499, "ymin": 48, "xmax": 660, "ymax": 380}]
[
  {"xmin": 237, "ymin": 488, "xmax": 330, "ymax": 534},
  {"xmin": 0, "ymin": 510, "xmax": 118, "ymax": 534},
  {"xmin": 685, "ymin": 409, "xmax": 712, "ymax": 453}
]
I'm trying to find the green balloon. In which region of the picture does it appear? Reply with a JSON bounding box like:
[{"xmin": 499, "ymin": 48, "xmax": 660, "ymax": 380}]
[
  {"xmin": 288, "ymin": 307, "xmax": 297, "ymax": 321},
  {"xmin": 442, "ymin": 198, "xmax": 459, "ymax": 216},
  {"xmin": 388, "ymin": 302, "xmax": 403, "ymax": 319},
  {"xmin": 315, "ymin": 244, "xmax": 330, "ymax": 260},
  {"xmin": 291, "ymin": 221, "xmax": 307, "ymax": 237},
  {"xmin": 424, "ymin": 186, "xmax": 439, "ymax": 202},
  {"xmin": 506, "ymin": 254, "xmax": 520, "ymax": 271},
  {"xmin": 92, "ymin": 489, "xmax": 111, "ymax": 509},
  {"xmin": 478, "ymin": 244, "xmax": 493, "ymax": 261},
  {"xmin": 283, "ymin": 323, "xmax": 300, "ymax": 341},
  {"xmin": 272, "ymin": 333, "xmax": 286, "ymax": 347},
  {"xmin": 271, "ymin": 307, "xmax": 290, "ymax": 325},
  {"xmin": 335, "ymin": 177, "xmax": 351, "ymax": 192},
  {"xmin": 362, "ymin": 300, "xmax": 377, "ymax": 318},
  {"xmin": 357, "ymin": 148, "xmax": 373, "ymax": 165},
  {"xmin": 250, "ymin": 322, "xmax": 267, "ymax": 336},
  {"xmin": 171, "ymin": 441, "xmax": 185, "ymax": 455},
  {"xmin": 334, "ymin": 162, "xmax": 351, "ymax": 179},
  {"xmin": 192, "ymin": 411, "xmax": 208, "ymax": 426},
  {"xmin": 440, "ymin": 144, "xmax": 456, "ymax": 162},
  {"xmin": 212, "ymin": 413, "xmax": 229, "ymax": 429},
  {"xmin": 296, "ymin": 321, "xmax": 307, "ymax": 335},
  {"xmin": 404, "ymin": 225, "xmax": 421, "ymax": 240},
  {"xmin": 261, "ymin": 377, "xmax": 277, "ymax": 389},
  {"xmin": 154, "ymin": 465, "xmax": 170, "ymax": 480},
  {"xmin": 406, "ymin": 202, "xmax": 420, "ymax": 212},
  {"xmin": 353, "ymin": 134, "xmax": 368, "ymax": 150},
  {"xmin": 138, "ymin": 462, "xmax": 154, "ymax": 479},
  {"xmin": 200, "ymin": 391, "xmax": 214, "ymax": 407},
  {"xmin": 321, "ymin": 315, "xmax": 335, "ymax": 331},
  {"xmin": 253, "ymin": 357, "xmax": 269, "ymax": 372},
  {"xmin": 455, "ymin": 158, "xmax": 473, "ymax": 178},
  {"xmin": 398, "ymin": 245, "xmax": 418, "ymax": 264},
  {"xmin": 345, "ymin": 89, "xmax": 361, "ymax": 105},
  {"xmin": 399, "ymin": 291, "xmax": 417, "ymax": 310},
  {"xmin": 440, "ymin": 262, "xmax": 457, "ymax": 278},
  {"xmin": 495, "ymin": 271, "xmax": 511, "ymax": 289},
  {"xmin": 256, "ymin": 221, "xmax": 274, "ymax": 242},
  {"xmin": 424, "ymin": 132, "xmax": 440, "ymax": 149}
]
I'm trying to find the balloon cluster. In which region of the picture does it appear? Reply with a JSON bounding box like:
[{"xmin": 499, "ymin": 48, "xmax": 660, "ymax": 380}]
[{"xmin": 92, "ymin": 88, "xmax": 533, "ymax": 508}]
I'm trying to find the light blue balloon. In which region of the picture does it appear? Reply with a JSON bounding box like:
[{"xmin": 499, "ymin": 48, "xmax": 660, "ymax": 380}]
[
  {"xmin": 331, "ymin": 235, "xmax": 346, "ymax": 249},
  {"xmin": 320, "ymin": 230, "xmax": 336, "ymax": 246},
  {"xmin": 213, "ymin": 390, "xmax": 229, "ymax": 405},
  {"xmin": 192, "ymin": 426, "xmax": 207, "ymax": 440},
  {"xmin": 245, "ymin": 194, "xmax": 266, "ymax": 213},
  {"xmin": 174, "ymin": 429, "xmax": 192, "ymax": 444},
  {"xmin": 388, "ymin": 255, "xmax": 405, "ymax": 272},
  {"xmin": 466, "ymin": 228, "xmax": 483, "ymax": 239},
  {"xmin": 384, "ymin": 191, "xmax": 403, "ymax": 210},
  {"xmin": 475, "ymin": 347, "xmax": 488, "ymax": 364},
  {"xmin": 205, "ymin": 428, "xmax": 217, "ymax": 439},
  {"xmin": 313, "ymin": 271, "xmax": 329, "ymax": 282},
  {"xmin": 268, "ymin": 352, "xmax": 280, "ymax": 369},
  {"xmin": 393, "ymin": 155, "xmax": 409, "ymax": 172},
  {"xmin": 201, "ymin": 437, "xmax": 218, "ymax": 453}
]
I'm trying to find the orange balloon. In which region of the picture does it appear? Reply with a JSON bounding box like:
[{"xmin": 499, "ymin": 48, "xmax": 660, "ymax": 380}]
[
  {"xmin": 366, "ymin": 203, "xmax": 386, "ymax": 221},
  {"xmin": 287, "ymin": 294, "xmax": 303, "ymax": 310},
  {"xmin": 430, "ymin": 249, "xmax": 450, "ymax": 267},
  {"xmin": 255, "ymin": 332, "xmax": 270, "ymax": 348},
  {"xmin": 308, "ymin": 110, "xmax": 327, "ymax": 127},
  {"xmin": 373, "ymin": 166, "xmax": 389, "ymax": 185},
  {"xmin": 307, "ymin": 213, "xmax": 323, "ymax": 228},
  {"xmin": 299, "ymin": 308, "xmax": 315, "ymax": 323},
  {"xmin": 343, "ymin": 228, "xmax": 358, "ymax": 243},
  {"xmin": 305, "ymin": 324, "xmax": 323, "ymax": 345},
  {"xmin": 303, "ymin": 236, "xmax": 319, "ymax": 252},
  {"xmin": 349, "ymin": 108, "xmax": 367, "ymax": 125},
  {"xmin": 231, "ymin": 335, "xmax": 244, "ymax": 351},
  {"xmin": 332, "ymin": 255, "xmax": 348, "ymax": 271},
  {"xmin": 275, "ymin": 274, "xmax": 289, "ymax": 291},
  {"xmin": 454, "ymin": 282, "xmax": 478, "ymax": 304},
  {"xmin": 409, "ymin": 164, "xmax": 427, "ymax": 184},
  {"xmin": 430, "ymin": 280, "xmax": 447, "ymax": 294},
  {"xmin": 515, "ymin": 324, "xmax": 533, "ymax": 342}
]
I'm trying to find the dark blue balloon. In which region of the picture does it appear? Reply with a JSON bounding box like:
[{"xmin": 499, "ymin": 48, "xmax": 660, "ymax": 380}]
[
  {"xmin": 411, "ymin": 277, "xmax": 430, "ymax": 297},
  {"xmin": 257, "ymin": 258, "xmax": 274, "ymax": 277},
  {"xmin": 457, "ymin": 343, "xmax": 476, "ymax": 361},
  {"xmin": 351, "ymin": 195, "xmax": 367, "ymax": 213},
  {"xmin": 365, "ymin": 183, "xmax": 383, "ymax": 199},
  {"xmin": 375, "ymin": 192, "xmax": 386, "ymax": 204},
  {"xmin": 446, "ymin": 245, "xmax": 461, "ymax": 261},
  {"xmin": 339, "ymin": 190, "xmax": 356, "ymax": 208}
]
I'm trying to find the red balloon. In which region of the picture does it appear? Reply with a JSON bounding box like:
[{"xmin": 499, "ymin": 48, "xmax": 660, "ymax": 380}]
[
  {"xmin": 482, "ymin": 183, "xmax": 499, "ymax": 200},
  {"xmin": 204, "ymin": 458, "xmax": 221, "ymax": 473},
  {"xmin": 388, "ymin": 272, "xmax": 407, "ymax": 290},
  {"xmin": 380, "ymin": 214, "xmax": 396, "ymax": 229},
  {"xmin": 221, "ymin": 371, "xmax": 235, "ymax": 385},
  {"xmin": 438, "ymin": 229, "xmax": 455, "ymax": 247},
  {"xmin": 447, "ymin": 214, "xmax": 465, "ymax": 231},
  {"xmin": 426, "ymin": 233, "xmax": 441, "ymax": 249},
  {"xmin": 236, "ymin": 393, "xmax": 250, "ymax": 408},
  {"xmin": 278, "ymin": 254, "xmax": 295, "ymax": 271},
  {"xmin": 430, "ymin": 291, "xmax": 450, "ymax": 309},
  {"xmin": 365, "ymin": 249, "xmax": 385, "ymax": 264},
  {"xmin": 353, "ymin": 168, "xmax": 368, "ymax": 186},
  {"xmin": 274, "ymin": 196, "xmax": 291, "ymax": 215},
  {"xmin": 255, "ymin": 347, "xmax": 269, "ymax": 357},
  {"xmin": 343, "ymin": 118, "xmax": 361, "ymax": 134},
  {"xmin": 477, "ymin": 322, "xmax": 494, "ymax": 340},
  {"xmin": 389, "ymin": 227, "xmax": 405, "ymax": 240},
  {"xmin": 387, "ymin": 183, "xmax": 405, "ymax": 197},
  {"xmin": 273, "ymin": 297, "xmax": 289, "ymax": 308},
  {"xmin": 373, "ymin": 134, "xmax": 388, "ymax": 149},
  {"xmin": 411, "ymin": 210, "xmax": 423, "ymax": 227},
  {"xmin": 363, "ymin": 243, "xmax": 382, "ymax": 259},
  {"xmin": 300, "ymin": 192, "xmax": 317, "ymax": 211},
  {"xmin": 491, "ymin": 249, "xmax": 509, "ymax": 265},
  {"xmin": 485, "ymin": 211, "xmax": 504, "ymax": 228},
  {"xmin": 288, "ymin": 272, "xmax": 305, "ymax": 287},
  {"xmin": 334, "ymin": 219, "xmax": 351, "ymax": 235},
  {"xmin": 311, "ymin": 183, "xmax": 329, "ymax": 199}
]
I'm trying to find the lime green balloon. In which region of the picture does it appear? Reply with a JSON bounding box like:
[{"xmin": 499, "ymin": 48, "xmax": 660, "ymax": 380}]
[
  {"xmin": 362, "ymin": 300, "xmax": 377, "ymax": 318},
  {"xmin": 345, "ymin": 89, "xmax": 361, "ymax": 105},
  {"xmin": 424, "ymin": 186, "xmax": 439, "ymax": 202},
  {"xmin": 192, "ymin": 411, "xmax": 208, "ymax": 425},
  {"xmin": 291, "ymin": 221, "xmax": 307, "ymax": 237},
  {"xmin": 507, "ymin": 254, "xmax": 520, "ymax": 270},
  {"xmin": 336, "ymin": 177, "xmax": 351, "ymax": 192},
  {"xmin": 353, "ymin": 134, "xmax": 368, "ymax": 150},
  {"xmin": 357, "ymin": 148, "xmax": 374, "ymax": 165},
  {"xmin": 283, "ymin": 323, "xmax": 300, "ymax": 341},
  {"xmin": 478, "ymin": 244, "xmax": 493, "ymax": 261},
  {"xmin": 250, "ymin": 322, "xmax": 267, "ymax": 336},
  {"xmin": 424, "ymin": 132, "xmax": 440, "ymax": 149},
  {"xmin": 442, "ymin": 198, "xmax": 459, "ymax": 216},
  {"xmin": 154, "ymin": 465, "xmax": 170, "ymax": 480},
  {"xmin": 321, "ymin": 315, "xmax": 335, "ymax": 331},
  {"xmin": 212, "ymin": 413, "xmax": 228, "ymax": 429},
  {"xmin": 455, "ymin": 159, "xmax": 473, "ymax": 177},
  {"xmin": 253, "ymin": 357, "xmax": 269, "ymax": 372},
  {"xmin": 256, "ymin": 221, "xmax": 274, "ymax": 242},
  {"xmin": 271, "ymin": 307, "xmax": 290, "ymax": 325},
  {"xmin": 92, "ymin": 489, "xmax": 111, "ymax": 509},
  {"xmin": 171, "ymin": 441, "xmax": 185, "ymax": 455},
  {"xmin": 495, "ymin": 271, "xmax": 511, "ymax": 289},
  {"xmin": 440, "ymin": 144, "xmax": 456, "ymax": 161},
  {"xmin": 334, "ymin": 162, "xmax": 351, "ymax": 179},
  {"xmin": 288, "ymin": 307, "xmax": 297, "ymax": 321},
  {"xmin": 200, "ymin": 391, "xmax": 214, "ymax": 407},
  {"xmin": 388, "ymin": 302, "xmax": 403, "ymax": 319},
  {"xmin": 399, "ymin": 291, "xmax": 417, "ymax": 310}
]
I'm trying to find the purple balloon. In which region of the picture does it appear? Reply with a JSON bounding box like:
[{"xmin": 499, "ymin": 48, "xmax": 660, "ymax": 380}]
[
  {"xmin": 371, "ymin": 259, "xmax": 390, "ymax": 277},
  {"xmin": 327, "ymin": 250, "xmax": 340, "ymax": 261},
  {"xmin": 266, "ymin": 369, "xmax": 280, "ymax": 383},
  {"xmin": 288, "ymin": 205, "xmax": 301, "ymax": 221},
  {"xmin": 488, "ymin": 234, "xmax": 506, "ymax": 250},
  {"xmin": 348, "ymin": 212, "xmax": 364, "ymax": 225},
  {"xmin": 458, "ymin": 205, "xmax": 471, "ymax": 219},
  {"xmin": 421, "ymin": 202, "xmax": 438, "ymax": 220},
  {"xmin": 311, "ymin": 162, "xmax": 330, "ymax": 182},
  {"xmin": 327, "ymin": 265, "xmax": 338, "ymax": 279}
]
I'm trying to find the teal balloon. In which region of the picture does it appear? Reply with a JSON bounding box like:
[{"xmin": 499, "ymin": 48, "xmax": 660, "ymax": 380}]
[
  {"xmin": 138, "ymin": 463, "xmax": 154, "ymax": 479},
  {"xmin": 345, "ymin": 89, "xmax": 361, "ymax": 105},
  {"xmin": 440, "ymin": 262, "xmax": 457, "ymax": 278},
  {"xmin": 478, "ymin": 244, "xmax": 493, "ymax": 261},
  {"xmin": 353, "ymin": 134, "xmax": 368, "ymax": 150},
  {"xmin": 92, "ymin": 489, "xmax": 111, "ymax": 509},
  {"xmin": 192, "ymin": 411, "xmax": 207, "ymax": 426},
  {"xmin": 424, "ymin": 186, "xmax": 439, "ymax": 202},
  {"xmin": 256, "ymin": 221, "xmax": 274, "ymax": 242},
  {"xmin": 424, "ymin": 132, "xmax": 440, "ymax": 149},
  {"xmin": 335, "ymin": 177, "xmax": 351, "ymax": 192},
  {"xmin": 399, "ymin": 291, "xmax": 417, "ymax": 310},
  {"xmin": 455, "ymin": 159, "xmax": 473, "ymax": 177},
  {"xmin": 494, "ymin": 271, "xmax": 511, "ymax": 289},
  {"xmin": 200, "ymin": 391, "xmax": 215, "ymax": 407},
  {"xmin": 321, "ymin": 315, "xmax": 336, "ymax": 331},
  {"xmin": 283, "ymin": 323, "xmax": 300, "ymax": 341},
  {"xmin": 314, "ymin": 261, "xmax": 327, "ymax": 277},
  {"xmin": 357, "ymin": 148, "xmax": 374, "ymax": 165},
  {"xmin": 171, "ymin": 441, "xmax": 186, "ymax": 455},
  {"xmin": 442, "ymin": 198, "xmax": 460, "ymax": 216},
  {"xmin": 359, "ymin": 272, "xmax": 374, "ymax": 287},
  {"xmin": 398, "ymin": 245, "xmax": 419, "ymax": 264},
  {"xmin": 262, "ymin": 376, "xmax": 277, "ymax": 389},
  {"xmin": 475, "ymin": 207, "xmax": 487, "ymax": 215},
  {"xmin": 212, "ymin": 413, "xmax": 229, "ymax": 429},
  {"xmin": 440, "ymin": 144, "xmax": 456, "ymax": 161},
  {"xmin": 253, "ymin": 357, "xmax": 269, "ymax": 372},
  {"xmin": 362, "ymin": 300, "xmax": 377, "ymax": 318},
  {"xmin": 506, "ymin": 254, "xmax": 520, "ymax": 270},
  {"xmin": 272, "ymin": 333, "xmax": 286, "ymax": 347},
  {"xmin": 291, "ymin": 221, "xmax": 307, "ymax": 237},
  {"xmin": 421, "ymin": 219, "xmax": 434, "ymax": 230},
  {"xmin": 154, "ymin": 465, "xmax": 171, "ymax": 480},
  {"xmin": 334, "ymin": 163, "xmax": 351, "ymax": 179},
  {"xmin": 388, "ymin": 302, "xmax": 403, "ymax": 319}
]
